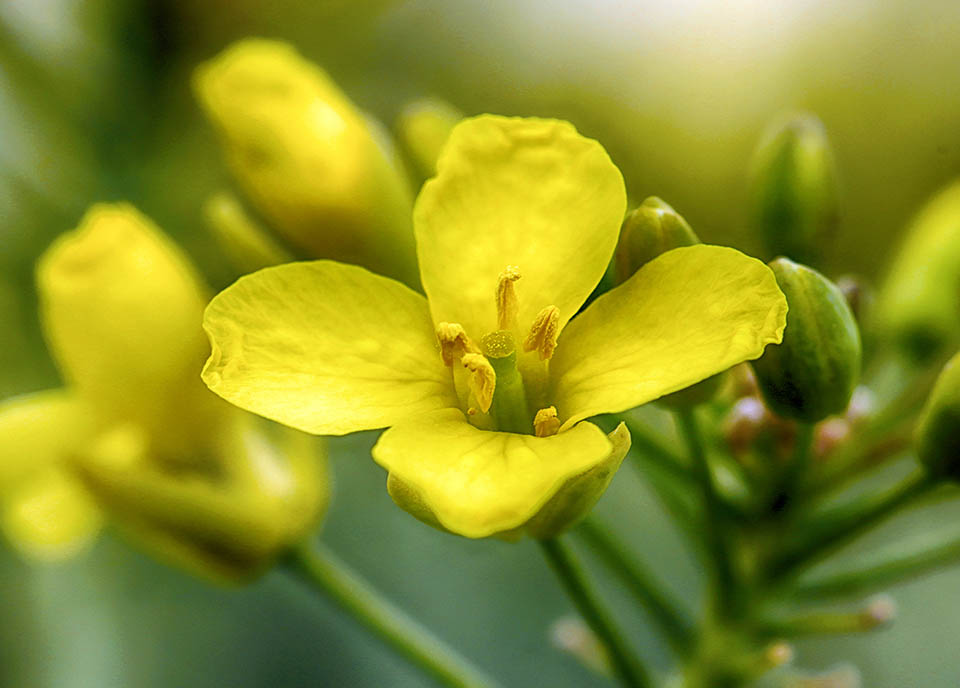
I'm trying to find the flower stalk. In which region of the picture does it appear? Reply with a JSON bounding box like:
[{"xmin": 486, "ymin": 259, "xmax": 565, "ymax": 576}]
[{"xmin": 284, "ymin": 542, "xmax": 500, "ymax": 688}]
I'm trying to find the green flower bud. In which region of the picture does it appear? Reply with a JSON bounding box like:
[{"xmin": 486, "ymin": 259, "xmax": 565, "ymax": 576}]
[
  {"xmin": 915, "ymin": 352, "xmax": 960, "ymax": 480},
  {"xmin": 194, "ymin": 39, "xmax": 419, "ymax": 287},
  {"xmin": 748, "ymin": 113, "xmax": 840, "ymax": 265},
  {"xmin": 876, "ymin": 180, "xmax": 960, "ymax": 361},
  {"xmin": 395, "ymin": 97, "xmax": 464, "ymax": 180},
  {"xmin": 751, "ymin": 258, "xmax": 861, "ymax": 422},
  {"xmin": 614, "ymin": 198, "xmax": 722, "ymax": 406},
  {"xmin": 614, "ymin": 197, "xmax": 699, "ymax": 284}
]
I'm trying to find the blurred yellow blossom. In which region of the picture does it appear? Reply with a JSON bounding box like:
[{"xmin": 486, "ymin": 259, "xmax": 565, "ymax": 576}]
[
  {"xmin": 194, "ymin": 39, "xmax": 419, "ymax": 286},
  {"xmin": 0, "ymin": 204, "xmax": 327, "ymax": 578}
]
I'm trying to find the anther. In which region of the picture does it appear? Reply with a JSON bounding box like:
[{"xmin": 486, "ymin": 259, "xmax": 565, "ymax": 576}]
[
  {"xmin": 534, "ymin": 406, "xmax": 561, "ymax": 437},
  {"xmin": 461, "ymin": 353, "xmax": 496, "ymax": 413},
  {"xmin": 523, "ymin": 305, "xmax": 560, "ymax": 360},
  {"xmin": 496, "ymin": 265, "xmax": 521, "ymax": 330},
  {"xmin": 436, "ymin": 322, "xmax": 480, "ymax": 366}
]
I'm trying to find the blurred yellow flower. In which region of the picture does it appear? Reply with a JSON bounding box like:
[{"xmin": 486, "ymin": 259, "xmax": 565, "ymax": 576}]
[
  {"xmin": 194, "ymin": 39, "xmax": 419, "ymax": 286},
  {"xmin": 202, "ymin": 115, "xmax": 787, "ymax": 539},
  {"xmin": 0, "ymin": 204, "xmax": 326, "ymax": 578}
]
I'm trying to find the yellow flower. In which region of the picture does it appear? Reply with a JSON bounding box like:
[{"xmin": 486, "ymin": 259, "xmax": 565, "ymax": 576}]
[
  {"xmin": 203, "ymin": 116, "xmax": 787, "ymax": 539},
  {"xmin": 0, "ymin": 204, "xmax": 327, "ymax": 577},
  {"xmin": 194, "ymin": 39, "xmax": 419, "ymax": 286}
]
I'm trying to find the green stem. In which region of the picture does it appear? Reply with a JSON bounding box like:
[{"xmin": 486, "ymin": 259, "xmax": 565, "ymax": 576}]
[
  {"xmin": 768, "ymin": 472, "xmax": 938, "ymax": 583},
  {"xmin": 773, "ymin": 423, "xmax": 816, "ymax": 512},
  {"xmin": 791, "ymin": 527, "xmax": 960, "ymax": 600},
  {"xmin": 577, "ymin": 518, "xmax": 694, "ymax": 655},
  {"xmin": 675, "ymin": 408, "xmax": 737, "ymax": 616},
  {"xmin": 284, "ymin": 543, "xmax": 499, "ymax": 688},
  {"xmin": 538, "ymin": 538, "xmax": 652, "ymax": 688},
  {"xmin": 622, "ymin": 417, "xmax": 689, "ymax": 478},
  {"xmin": 754, "ymin": 601, "xmax": 893, "ymax": 637}
]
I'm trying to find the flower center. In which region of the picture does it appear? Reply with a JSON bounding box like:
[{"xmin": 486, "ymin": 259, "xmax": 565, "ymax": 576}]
[{"xmin": 435, "ymin": 266, "xmax": 562, "ymax": 435}]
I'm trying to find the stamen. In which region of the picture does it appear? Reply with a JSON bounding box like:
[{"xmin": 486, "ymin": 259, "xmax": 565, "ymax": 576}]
[
  {"xmin": 461, "ymin": 353, "xmax": 496, "ymax": 413},
  {"xmin": 436, "ymin": 322, "xmax": 480, "ymax": 366},
  {"xmin": 534, "ymin": 406, "xmax": 561, "ymax": 437},
  {"xmin": 496, "ymin": 265, "xmax": 521, "ymax": 330},
  {"xmin": 523, "ymin": 305, "xmax": 560, "ymax": 360}
]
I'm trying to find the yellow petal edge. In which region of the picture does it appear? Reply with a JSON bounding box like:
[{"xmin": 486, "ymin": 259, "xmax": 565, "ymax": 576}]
[{"xmin": 372, "ymin": 409, "xmax": 631, "ymax": 538}]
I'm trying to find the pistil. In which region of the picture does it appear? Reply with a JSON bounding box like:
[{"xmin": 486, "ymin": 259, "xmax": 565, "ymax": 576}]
[{"xmin": 481, "ymin": 330, "xmax": 532, "ymax": 434}]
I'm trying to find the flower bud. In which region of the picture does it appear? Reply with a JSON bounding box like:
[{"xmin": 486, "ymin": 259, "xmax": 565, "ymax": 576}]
[
  {"xmin": 614, "ymin": 197, "xmax": 699, "ymax": 284},
  {"xmin": 203, "ymin": 191, "xmax": 293, "ymax": 273},
  {"xmin": 74, "ymin": 416, "xmax": 329, "ymax": 582},
  {"xmin": 748, "ymin": 113, "xmax": 840, "ymax": 265},
  {"xmin": 876, "ymin": 180, "xmax": 960, "ymax": 360},
  {"xmin": 751, "ymin": 258, "xmax": 861, "ymax": 422},
  {"xmin": 915, "ymin": 352, "xmax": 960, "ymax": 480},
  {"xmin": 194, "ymin": 39, "xmax": 418, "ymax": 286},
  {"xmin": 36, "ymin": 204, "xmax": 220, "ymax": 448},
  {"xmin": 614, "ymin": 198, "xmax": 723, "ymax": 406},
  {"xmin": 395, "ymin": 97, "xmax": 463, "ymax": 180}
]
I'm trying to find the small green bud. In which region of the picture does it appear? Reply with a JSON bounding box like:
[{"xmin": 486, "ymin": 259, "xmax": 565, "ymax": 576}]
[
  {"xmin": 876, "ymin": 180, "xmax": 960, "ymax": 361},
  {"xmin": 915, "ymin": 352, "xmax": 960, "ymax": 480},
  {"xmin": 614, "ymin": 198, "xmax": 721, "ymax": 406},
  {"xmin": 614, "ymin": 197, "xmax": 699, "ymax": 284},
  {"xmin": 751, "ymin": 258, "xmax": 861, "ymax": 422},
  {"xmin": 395, "ymin": 97, "xmax": 464, "ymax": 180},
  {"xmin": 748, "ymin": 113, "xmax": 840, "ymax": 265}
]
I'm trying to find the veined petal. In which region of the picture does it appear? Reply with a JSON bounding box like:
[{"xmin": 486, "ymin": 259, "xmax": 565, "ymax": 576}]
[
  {"xmin": 371, "ymin": 408, "xmax": 616, "ymax": 538},
  {"xmin": 0, "ymin": 389, "xmax": 95, "ymax": 493},
  {"xmin": 415, "ymin": 115, "xmax": 626, "ymax": 339},
  {"xmin": 203, "ymin": 261, "xmax": 456, "ymax": 435},
  {"xmin": 551, "ymin": 245, "xmax": 787, "ymax": 429}
]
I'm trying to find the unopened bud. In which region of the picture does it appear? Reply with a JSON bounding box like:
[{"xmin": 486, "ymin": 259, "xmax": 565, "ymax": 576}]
[
  {"xmin": 194, "ymin": 39, "xmax": 418, "ymax": 286},
  {"xmin": 751, "ymin": 258, "xmax": 861, "ymax": 422},
  {"xmin": 614, "ymin": 197, "xmax": 699, "ymax": 284},
  {"xmin": 748, "ymin": 113, "xmax": 840, "ymax": 265},
  {"xmin": 915, "ymin": 351, "xmax": 960, "ymax": 480},
  {"xmin": 395, "ymin": 97, "xmax": 464, "ymax": 179},
  {"xmin": 876, "ymin": 179, "xmax": 960, "ymax": 360},
  {"xmin": 615, "ymin": 198, "xmax": 723, "ymax": 406},
  {"xmin": 549, "ymin": 616, "xmax": 612, "ymax": 677},
  {"xmin": 36, "ymin": 204, "xmax": 219, "ymax": 444}
]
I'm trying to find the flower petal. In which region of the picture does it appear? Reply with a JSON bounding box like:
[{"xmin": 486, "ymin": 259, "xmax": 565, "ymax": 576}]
[
  {"xmin": 0, "ymin": 389, "xmax": 95, "ymax": 493},
  {"xmin": 371, "ymin": 408, "xmax": 620, "ymax": 538},
  {"xmin": 203, "ymin": 261, "xmax": 457, "ymax": 435},
  {"xmin": 2, "ymin": 467, "xmax": 102, "ymax": 561},
  {"xmin": 415, "ymin": 115, "xmax": 626, "ymax": 339},
  {"xmin": 551, "ymin": 245, "xmax": 787, "ymax": 429}
]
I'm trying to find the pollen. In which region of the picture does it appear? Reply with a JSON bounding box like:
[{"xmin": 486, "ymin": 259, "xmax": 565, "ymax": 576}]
[
  {"xmin": 523, "ymin": 305, "xmax": 560, "ymax": 360},
  {"xmin": 496, "ymin": 265, "xmax": 521, "ymax": 330},
  {"xmin": 533, "ymin": 406, "xmax": 561, "ymax": 437},
  {"xmin": 461, "ymin": 353, "xmax": 496, "ymax": 413},
  {"xmin": 436, "ymin": 322, "xmax": 480, "ymax": 366}
]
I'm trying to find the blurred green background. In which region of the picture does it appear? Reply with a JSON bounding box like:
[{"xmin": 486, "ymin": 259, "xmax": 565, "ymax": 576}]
[{"xmin": 2, "ymin": 1, "xmax": 959, "ymax": 686}]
